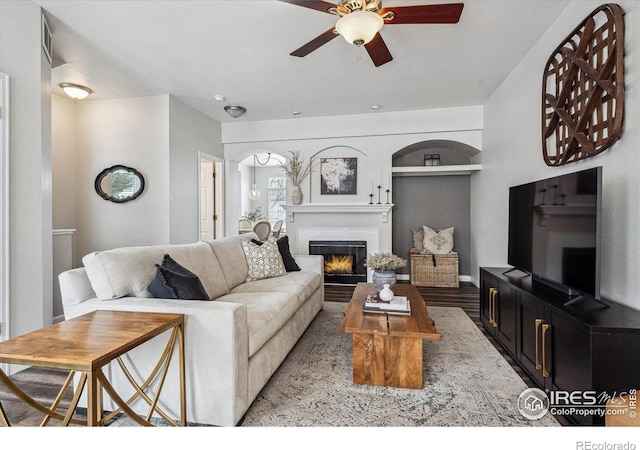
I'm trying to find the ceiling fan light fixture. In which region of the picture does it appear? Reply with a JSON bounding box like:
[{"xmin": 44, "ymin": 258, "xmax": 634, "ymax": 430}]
[
  {"xmin": 335, "ymin": 10, "xmax": 383, "ymax": 46},
  {"xmin": 224, "ymin": 105, "xmax": 247, "ymax": 118},
  {"xmin": 59, "ymin": 83, "xmax": 92, "ymax": 100}
]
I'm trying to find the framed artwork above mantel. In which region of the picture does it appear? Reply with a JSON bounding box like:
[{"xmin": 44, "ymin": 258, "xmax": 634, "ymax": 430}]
[{"xmin": 320, "ymin": 157, "xmax": 357, "ymax": 195}]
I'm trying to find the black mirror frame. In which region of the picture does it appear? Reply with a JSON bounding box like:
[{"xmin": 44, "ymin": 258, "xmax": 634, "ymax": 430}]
[{"xmin": 95, "ymin": 165, "xmax": 145, "ymax": 203}]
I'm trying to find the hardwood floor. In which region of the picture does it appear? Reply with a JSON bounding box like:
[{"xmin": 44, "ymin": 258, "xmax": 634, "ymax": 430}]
[{"xmin": 1, "ymin": 281, "xmax": 568, "ymax": 426}]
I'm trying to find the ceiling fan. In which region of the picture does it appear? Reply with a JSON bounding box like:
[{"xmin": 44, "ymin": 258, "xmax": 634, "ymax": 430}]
[{"xmin": 281, "ymin": 0, "xmax": 464, "ymax": 67}]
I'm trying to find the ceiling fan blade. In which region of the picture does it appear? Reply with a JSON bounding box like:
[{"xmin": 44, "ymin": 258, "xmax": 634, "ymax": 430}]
[
  {"xmin": 365, "ymin": 33, "xmax": 393, "ymax": 67},
  {"xmin": 290, "ymin": 28, "xmax": 339, "ymax": 57},
  {"xmin": 279, "ymin": 0, "xmax": 337, "ymax": 14},
  {"xmin": 380, "ymin": 3, "xmax": 464, "ymax": 24}
]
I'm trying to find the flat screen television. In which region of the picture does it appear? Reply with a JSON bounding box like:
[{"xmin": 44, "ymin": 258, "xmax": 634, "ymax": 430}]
[{"xmin": 507, "ymin": 167, "xmax": 602, "ymax": 301}]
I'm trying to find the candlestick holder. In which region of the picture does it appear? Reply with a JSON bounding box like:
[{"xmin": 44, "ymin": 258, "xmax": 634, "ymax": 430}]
[
  {"xmin": 377, "ymin": 185, "xmax": 382, "ymax": 204},
  {"xmin": 369, "ymin": 193, "xmax": 374, "ymax": 205},
  {"xmin": 385, "ymin": 189, "xmax": 390, "ymax": 204}
]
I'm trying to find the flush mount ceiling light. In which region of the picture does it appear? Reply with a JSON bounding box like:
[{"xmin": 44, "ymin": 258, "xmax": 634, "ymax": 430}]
[
  {"xmin": 59, "ymin": 83, "xmax": 92, "ymax": 100},
  {"xmin": 224, "ymin": 105, "xmax": 247, "ymax": 119}
]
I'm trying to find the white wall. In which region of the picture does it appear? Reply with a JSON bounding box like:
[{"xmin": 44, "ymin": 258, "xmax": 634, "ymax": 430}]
[
  {"xmin": 52, "ymin": 94, "xmax": 77, "ymax": 231},
  {"xmin": 168, "ymin": 96, "xmax": 223, "ymax": 244},
  {"xmin": 472, "ymin": 0, "xmax": 639, "ymax": 310},
  {"xmin": 75, "ymin": 96, "xmax": 171, "ymax": 258},
  {"xmin": 0, "ymin": 1, "xmax": 53, "ymax": 336},
  {"xmin": 223, "ymin": 106, "xmax": 483, "ymax": 239},
  {"xmin": 55, "ymin": 94, "xmax": 222, "ymax": 261}
]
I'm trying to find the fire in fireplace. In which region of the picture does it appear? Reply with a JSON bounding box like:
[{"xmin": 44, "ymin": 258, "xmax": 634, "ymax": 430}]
[{"xmin": 309, "ymin": 240, "xmax": 367, "ymax": 285}]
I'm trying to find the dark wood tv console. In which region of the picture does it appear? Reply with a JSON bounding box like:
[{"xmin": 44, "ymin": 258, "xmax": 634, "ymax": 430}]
[{"xmin": 480, "ymin": 267, "xmax": 640, "ymax": 426}]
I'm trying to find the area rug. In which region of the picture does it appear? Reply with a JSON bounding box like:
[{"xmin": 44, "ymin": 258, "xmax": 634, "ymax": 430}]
[
  {"xmin": 240, "ymin": 302, "xmax": 559, "ymax": 427},
  {"xmin": 112, "ymin": 302, "xmax": 559, "ymax": 427}
]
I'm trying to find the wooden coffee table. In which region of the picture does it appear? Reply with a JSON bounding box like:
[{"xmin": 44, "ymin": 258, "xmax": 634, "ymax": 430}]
[
  {"xmin": 339, "ymin": 282, "xmax": 442, "ymax": 389},
  {"xmin": 0, "ymin": 310, "xmax": 185, "ymax": 427}
]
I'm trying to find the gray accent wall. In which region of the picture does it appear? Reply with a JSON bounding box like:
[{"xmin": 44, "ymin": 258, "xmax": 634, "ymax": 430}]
[{"xmin": 392, "ymin": 175, "xmax": 471, "ymax": 277}]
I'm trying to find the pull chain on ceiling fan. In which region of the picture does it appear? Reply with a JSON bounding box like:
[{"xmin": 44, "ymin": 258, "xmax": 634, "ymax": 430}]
[{"xmin": 281, "ymin": 0, "xmax": 464, "ymax": 67}]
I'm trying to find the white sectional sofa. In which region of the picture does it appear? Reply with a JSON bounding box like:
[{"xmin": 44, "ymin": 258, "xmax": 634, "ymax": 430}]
[{"xmin": 58, "ymin": 233, "xmax": 324, "ymax": 426}]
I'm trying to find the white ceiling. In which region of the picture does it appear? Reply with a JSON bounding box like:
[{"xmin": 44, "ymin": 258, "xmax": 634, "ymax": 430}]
[{"xmin": 35, "ymin": 0, "xmax": 570, "ymax": 124}]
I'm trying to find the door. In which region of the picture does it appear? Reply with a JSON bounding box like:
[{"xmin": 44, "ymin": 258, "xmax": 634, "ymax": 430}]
[
  {"xmin": 200, "ymin": 159, "xmax": 215, "ymax": 240},
  {"xmin": 494, "ymin": 280, "xmax": 516, "ymax": 356},
  {"xmin": 198, "ymin": 153, "xmax": 224, "ymax": 241},
  {"xmin": 517, "ymin": 291, "xmax": 546, "ymax": 386}
]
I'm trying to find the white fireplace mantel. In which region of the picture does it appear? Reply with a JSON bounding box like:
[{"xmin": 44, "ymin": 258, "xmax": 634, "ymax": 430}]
[{"xmin": 281, "ymin": 203, "xmax": 394, "ymax": 223}]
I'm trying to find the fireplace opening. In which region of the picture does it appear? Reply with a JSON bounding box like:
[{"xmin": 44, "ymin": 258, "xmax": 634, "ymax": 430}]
[{"xmin": 309, "ymin": 240, "xmax": 367, "ymax": 285}]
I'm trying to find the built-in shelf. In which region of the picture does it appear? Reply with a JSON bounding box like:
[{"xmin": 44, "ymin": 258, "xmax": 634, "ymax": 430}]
[
  {"xmin": 391, "ymin": 164, "xmax": 482, "ymax": 177},
  {"xmin": 281, "ymin": 203, "xmax": 394, "ymax": 223}
]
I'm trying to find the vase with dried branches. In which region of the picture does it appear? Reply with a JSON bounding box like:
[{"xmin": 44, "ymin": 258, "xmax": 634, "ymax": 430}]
[{"xmin": 279, "ymin": 151, "xmax": 313, "ymax": 205}]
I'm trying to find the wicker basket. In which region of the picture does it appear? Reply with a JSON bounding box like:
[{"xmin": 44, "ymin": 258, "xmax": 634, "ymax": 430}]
[{"xmin": 410, "ymin": 252, "xmax": 459, "ymax": 288}]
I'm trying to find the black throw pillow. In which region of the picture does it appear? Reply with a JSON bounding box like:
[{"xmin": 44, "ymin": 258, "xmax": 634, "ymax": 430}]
[
  {"xmin": 251, "ymin": 235, "xmax": 301, "ymax": 272},
  {"xmin": 148, "ymin": 254, "xmax": 209, "ymax": 300}
]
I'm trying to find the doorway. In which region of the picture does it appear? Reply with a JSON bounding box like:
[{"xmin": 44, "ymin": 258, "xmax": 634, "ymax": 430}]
[{"xmin": 199, "ymin": 152, "xmax": 224, "ymax": 240}]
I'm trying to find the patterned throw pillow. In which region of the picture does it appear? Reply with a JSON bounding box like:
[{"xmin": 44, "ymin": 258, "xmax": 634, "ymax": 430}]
[
  {"xmin": 411, "ymin": 226, "xmax": 424, "ymax": 253},
  {"xmin": 422, "ymin": 226, "xmax": 454, "ymax": 255},
  {"xmin": 242, "ymin": 237, "xmax": 287, "ymax": 281},
  {"xmin": 251, "ymin": 235, "xmax": 301, "ymax": 272}
]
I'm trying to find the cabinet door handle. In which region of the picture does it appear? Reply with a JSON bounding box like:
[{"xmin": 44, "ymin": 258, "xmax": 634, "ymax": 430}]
[
  {"xmin": 491, "ymin": 288, "xmax": 500, "ymax": 328},
  {"xmin": 535, "ymin": 319, "xmax": 543, "ymax": 370},
  {"xmin": 488, "ymin": 288, "xmax": 494, "ymax": 325},
  {"xmin": 488, "ymin": 288, "xmax": 497, "ymax": 326},
  {"xmin": 492, "ymin": 288, "xmax": 498, "ymax": 328},
  {"xmin": 541, "ymin": 323, "xmax": 551, "ymax": 378}
]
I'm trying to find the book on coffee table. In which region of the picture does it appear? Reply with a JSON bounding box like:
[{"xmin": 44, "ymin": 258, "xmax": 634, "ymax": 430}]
[{"xmin": 363, "ymin": 295, "xmax": 411, "ymax": 315}]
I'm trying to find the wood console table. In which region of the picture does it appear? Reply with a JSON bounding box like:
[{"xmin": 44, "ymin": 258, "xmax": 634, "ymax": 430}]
[
  {"xmin": 0, "ymin": 310, "xmax": 185, "ymax": 427},
  {"xmin": 339, "ymin": 283, "xmax": 442, "ymax": 389}
]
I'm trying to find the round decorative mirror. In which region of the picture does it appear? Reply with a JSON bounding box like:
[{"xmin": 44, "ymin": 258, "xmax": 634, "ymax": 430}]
[{"xmin": 95, "ymin": 165, "xmax": 145, "ymax": 203}]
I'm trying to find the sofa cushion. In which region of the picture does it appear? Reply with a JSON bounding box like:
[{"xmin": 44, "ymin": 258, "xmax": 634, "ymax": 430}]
[
  {"xmin": 230, "ymin": 271, "xmax": 321, "ymax": 308},
  {"xmin": 205, "ymin": 234, "xmax": 257, "ymax": 291},
  {"xmin": 218, "ymin": 291, "xmax": 300, "ymax": 357},
  {"xmin": 82, "ymin": 241, "xmax": 229, "ymax": 300},
  {"xmin": 148, "ymin": 254, "xmax": 209, "ymax": 300},
  {"xmin": 251, "ymin": 235, "xmax": 301, "ymax": 272},
  {"xmin": 242, "ymin": 237, "xmax": 286, "ymax": 282}
]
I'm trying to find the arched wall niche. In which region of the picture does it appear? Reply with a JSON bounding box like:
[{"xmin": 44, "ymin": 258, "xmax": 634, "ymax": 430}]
[
  {"xmin": 390, "ymin": 139, "xmax": 479, "ymax": 280},
  {"xmin": 309, "ymin": 145, "xmax": 369, "ymax": 204},
  {"xmin": 392, "ymin": 139, "xmax": 481, "ymax": 167}
]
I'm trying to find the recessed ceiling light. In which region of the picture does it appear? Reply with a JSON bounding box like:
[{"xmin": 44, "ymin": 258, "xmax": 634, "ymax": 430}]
[
  {"xmin": 370, "ymin": 104, "xmax": 381, "ymax": 110},
  {"xmin": 214, "ymin": 95, "xmax": 225, "ymax": 102}
]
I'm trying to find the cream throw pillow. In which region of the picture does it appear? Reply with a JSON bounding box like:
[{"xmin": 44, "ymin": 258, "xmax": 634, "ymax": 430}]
[
  {"xmin": 422, "ymin": 226, "xmax": 454, "ymax": 254},
  {"xmin": 242, "ymin": 237, "xmax": 286, "ymax": 281}
]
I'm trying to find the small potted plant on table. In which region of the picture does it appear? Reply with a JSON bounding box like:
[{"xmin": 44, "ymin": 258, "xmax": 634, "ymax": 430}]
[{"xmin": 365, "ymin": 252, "xmax": 407, "ymax": 291}]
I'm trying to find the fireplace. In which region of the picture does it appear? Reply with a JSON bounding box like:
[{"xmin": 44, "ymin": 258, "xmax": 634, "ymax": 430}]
[{"xmin": 309, "ymin": 240, "xmax": 367, "ymax": 285}]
